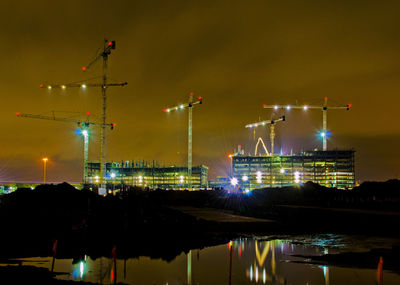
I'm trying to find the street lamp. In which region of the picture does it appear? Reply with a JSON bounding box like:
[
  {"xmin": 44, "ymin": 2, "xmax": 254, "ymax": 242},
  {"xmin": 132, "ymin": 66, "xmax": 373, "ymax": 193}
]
[
  {"xmin": 42, "ymin": 157, "xmax": 48, "ymax": 184},
  {"xmin": 228, "ymin": 154, "xmax": 233, "ymax": 176}
]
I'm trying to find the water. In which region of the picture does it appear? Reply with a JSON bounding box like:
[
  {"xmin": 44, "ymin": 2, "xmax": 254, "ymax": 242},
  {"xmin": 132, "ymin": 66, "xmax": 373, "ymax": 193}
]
[{"xmin": 8, "ymin": 235, "xmax": 400, "ymax": 284}]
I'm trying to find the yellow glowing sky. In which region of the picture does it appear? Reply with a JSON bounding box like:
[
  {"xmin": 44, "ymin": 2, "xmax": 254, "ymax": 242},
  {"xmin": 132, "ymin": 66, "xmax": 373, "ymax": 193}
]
[{"xmin": 1, "ymin": 0, "xmax": 400, "ymax": 182}]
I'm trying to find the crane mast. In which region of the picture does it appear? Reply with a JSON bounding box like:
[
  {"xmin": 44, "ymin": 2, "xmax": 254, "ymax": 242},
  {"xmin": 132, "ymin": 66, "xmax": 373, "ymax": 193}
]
[
  {"xmin": 16, "ymin": 112, "xmax": 115, "ymax": 185},
  {"xmin": 263, "ymin": 97, "xmax": 351, "ymax": 151},
  {"xmin": 245, "ymin": 116, "xmax": 285, "ymax": 155},
  {"xmin": 40, "ymin": 39, "xmax": 127, "ymax": 192},
  {"xmin": 188, "ymin": 94, "xmax": 193, "ymax": 189},
  {"xmin": 164, "ymin": 93, "xmax": 202, "ymax": 190},
  {"xmin": 100, "ymin": 40, "xmax": 109, "ymax": 193}
]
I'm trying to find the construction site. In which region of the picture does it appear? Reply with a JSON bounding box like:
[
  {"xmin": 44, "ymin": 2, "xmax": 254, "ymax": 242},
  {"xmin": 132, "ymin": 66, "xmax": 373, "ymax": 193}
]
[
  {"xmin": 229, "ymin": 98, "xmax": 355, "ymax": 190},
  {"xmin": 232, "ymin": 149, "xmax": 355, "ymax": 190},
  {"xmin": 86, "ymin": 161, "xmax": 208, "ymax": 190},
  {"xmin": 14, "ymin": 40, "xmax": 356, "ymax": 191}
]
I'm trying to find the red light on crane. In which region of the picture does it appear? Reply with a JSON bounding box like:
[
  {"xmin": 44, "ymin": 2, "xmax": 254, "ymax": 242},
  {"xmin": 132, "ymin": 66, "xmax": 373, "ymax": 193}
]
[
  {"xmin": 86, "ymin": 112, "xmax": 91, "ymax": 116},
  {"xmin": 263, "ymin": 104, "xmax": 266, "ymax": 108},
  {"xmin": 82, "ymin": 66, "xmax": 87, "ymax": 71},
  {"xmin": 39, "ymin": 84, "xmax": 44, "ymax": 88},
  {"xmin": 16, "ymin": 112, "xmax": 21, "ymax": 116},
  {"xmin": 198, "ymin": 97, "xmax": 202, "ymax": 100},
  {"xmin": 190, "ymin": 92, "xmax": 194, "ymax": 96},
  {"xmin": 163, "ymin": 108, "xmax": 167, "ymax": 112},
  {"xmin": 108, "ymin": 41, "xmax": 116, "ymax": 49}
]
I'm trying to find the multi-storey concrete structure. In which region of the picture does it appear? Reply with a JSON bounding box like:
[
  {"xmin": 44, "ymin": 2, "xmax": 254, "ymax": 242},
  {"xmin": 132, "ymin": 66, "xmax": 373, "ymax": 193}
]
[
  {"xmin": 87, "ymin": 161, "xmax": 208, "ymax": 190},
  {"xmin": 232, "ymin": 150, "xmax": 355, "ymax": 190}
]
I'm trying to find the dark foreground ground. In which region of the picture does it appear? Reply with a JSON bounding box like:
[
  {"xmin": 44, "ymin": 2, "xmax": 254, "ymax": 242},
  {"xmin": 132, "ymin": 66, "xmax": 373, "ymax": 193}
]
[{"xmin": 0, "ymin": 180, "xmax": 399, "ymax": 283}]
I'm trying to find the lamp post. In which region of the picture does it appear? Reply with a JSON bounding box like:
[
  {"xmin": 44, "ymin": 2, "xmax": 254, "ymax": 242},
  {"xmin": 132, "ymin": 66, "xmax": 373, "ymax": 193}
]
[
  {"xmin": 228, "ymin": 154, "xmax": 233, "ymax": 177},
  {"xmin": 42, "ymin": 157, "xmax": 48, "ymax": 184}
]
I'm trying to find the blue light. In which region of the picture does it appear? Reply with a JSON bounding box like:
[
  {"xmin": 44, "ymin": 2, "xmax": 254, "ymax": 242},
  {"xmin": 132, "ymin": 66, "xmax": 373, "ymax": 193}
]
[
  {"xmin": 74, "ymin": 129, "xmax": 82, "ymax": 135},
  {"xmin": 319, "ymin": 130, "xmax": 331, "ymax": 138}
]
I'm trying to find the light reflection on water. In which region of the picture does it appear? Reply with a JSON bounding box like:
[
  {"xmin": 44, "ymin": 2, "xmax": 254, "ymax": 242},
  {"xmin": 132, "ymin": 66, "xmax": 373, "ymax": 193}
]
[{"xmin": 14, "ymin": 236, "xmax": 400, "ymax": 285}]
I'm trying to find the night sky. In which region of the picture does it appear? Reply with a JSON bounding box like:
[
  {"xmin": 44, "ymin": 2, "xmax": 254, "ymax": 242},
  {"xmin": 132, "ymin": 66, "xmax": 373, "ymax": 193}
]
[{"xmin": 1, "ymin": 0, "xmax": 400, "ymax": 183}]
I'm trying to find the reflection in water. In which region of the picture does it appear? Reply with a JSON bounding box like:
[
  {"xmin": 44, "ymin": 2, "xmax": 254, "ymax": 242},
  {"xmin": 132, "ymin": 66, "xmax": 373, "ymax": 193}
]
[
  {"xmin": 71, "ymin": 256, "xmax": 87, "ymax": 279},
  {"xmin": 12, "ymin": 236, "xmax": 400, "ymax": 285},
  {"xmin": 247, "ymin": 240, "xmax": 281, "ymax": 284},
  {"xmin": 187, "ymin": 250, "xmax": 192, "ymax": 285},
  {"xmin": 228, "ymin": 241, "xmax": 233, "ymax": 285}
]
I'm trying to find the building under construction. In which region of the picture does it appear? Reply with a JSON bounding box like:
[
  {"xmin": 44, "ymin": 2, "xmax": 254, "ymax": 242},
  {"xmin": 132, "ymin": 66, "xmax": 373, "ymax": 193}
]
[
  {"xmin": 232, "ymin": 150, "xmax": 355, "ymax": 190},
  {"xmin": 87, "ymin": 160, "xmax": 208, "ymax": 189},
  {"xmin": 236, "ymin": 98, "xmax": 355, "ymax": 190}
]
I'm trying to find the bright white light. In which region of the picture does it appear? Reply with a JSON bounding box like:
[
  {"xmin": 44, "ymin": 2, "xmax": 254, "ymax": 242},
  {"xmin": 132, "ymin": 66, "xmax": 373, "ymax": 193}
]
[
  {"xmin": 82, "ymin": 130, "xmax": 88, "ymax": 136},
  {"xmin": 61, "ymin": 85, "xmax": 66, "ymax": 90},
  {"xmin": 320, "ymin": 132, "xmax": 326, "ymax": 137},
  {"xmin": 274, "ymin": 105, "xmax": 278, "ymax": 110},
  {"xmin": 81, "ymin": 84, "xmax": 87, "ymax": 89},
  {"xmin": 280, "ymin": 168, "xmax": 285, "ymax": 174},
  {"xmin": 167, "ymin": 109, "xmax": 170, "ymax": 112},
  {"xmin": 242, "ymin": 175, "xmax": 248, "ymax": 181},
  {"xmin": 79, "ymin": 261, "xmax": 84, "ymax": 278},
  {"xmin": 110, "ymin": 173, "xmax": 116, "ymax": 178},
  {"xmin": 47, "ymin": 85, "xmax": 52, "ymax": 90},
  {"xmin": 230, "ymin": 177, "xmax": 238, "ymax": 186},
  {"xmin": 245, "ymin": 189, "xmax": 250, "ymax": 193},
  {"xmin": 294, "ymin": 171, "xmax": 300, "ymax": 183},
  {"xmin": 303, "ymin": 105, "xmax": 308, "ymax": 110},
  {"xmin": 255, "ymin": 266, "xmax": 259, "ymax": 282},
  {"xmin": 179, "ymin": 175, "xmax": 184, "ymax": 183},
  {"xmin": 94, "ymin": 175, "xmax": 99, "ymax": 179},
  {"xmin": 286, "ymin": 105, "xmax": 291, "ymax": 110},
  {"xmin": 256, "ymin": 171, "xmax": 262, "ymax": 183},
  {"xmin": 180, "ymin": 105, "xmax": 184, "ymax": 109},
  {"xmin": 261, "ymin": 122, "xmax": 265, "ymax": 126},
  {"xmin": 263, "ymin": 268, "xmax": 266, "ymax": 284},
  {"xmin": 138, "ymin": 175, "xmax": 143, "ymax": 183}
]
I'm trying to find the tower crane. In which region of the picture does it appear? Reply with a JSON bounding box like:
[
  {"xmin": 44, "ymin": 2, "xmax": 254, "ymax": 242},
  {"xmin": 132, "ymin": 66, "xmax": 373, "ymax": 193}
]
[
  {"xmin": 164, "ymin": 92, "xmax": 202, "ymax": 190},
  {"xmin": 16, "ymin": 112, "xmax": 116, "ymax": 185},
  {"xmin": 245, "ymin": 116, "xmax": 285, "ymax": 155},
  {"xmin": 40, "ymin": 39, "xmax": 127, "ymax": 192},
  {"xmin": 263, "ymin": 97, "xmax": 351, "ymax": 151}
]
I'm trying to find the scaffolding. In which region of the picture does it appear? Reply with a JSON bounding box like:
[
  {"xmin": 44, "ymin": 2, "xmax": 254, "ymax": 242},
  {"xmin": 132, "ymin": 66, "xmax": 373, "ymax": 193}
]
[
  {"xmin": 87, "ymin": 161, "xmax": 208, "ymax": 190},
  {"xmin": 232, "ymin": 150, "xmax": 355, "ymax": 190}
]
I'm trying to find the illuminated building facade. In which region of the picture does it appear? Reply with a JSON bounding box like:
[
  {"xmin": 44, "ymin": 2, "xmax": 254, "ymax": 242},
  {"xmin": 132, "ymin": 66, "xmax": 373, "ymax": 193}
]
[
  {"xmin": 232, "ymin": 150, "xmax": 355, "ymax": 190},
  {"xmin": 87, "ymin": 161, "xmax": 208, "ymax": 189}
]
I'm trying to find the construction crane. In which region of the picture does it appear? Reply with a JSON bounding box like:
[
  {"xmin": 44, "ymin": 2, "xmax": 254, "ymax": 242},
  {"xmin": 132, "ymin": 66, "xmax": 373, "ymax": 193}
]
[
  {"xmin": 40, "ymin": 39, "xmax": 127, "ymax": 192},
  {"xmin": 16, "ymin": 112, "xmax": 116, "ymax": 185},
  {"xmin": 164, "ymin": 92, "xmax": 202, "ymax": 190},
  {"xmin": 263, "ymin": 97, "xmax": 351, "ymax": 151},
  {"xmin": 245, "ymin": 116, "xmax": 285, "ymax": 155}
]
